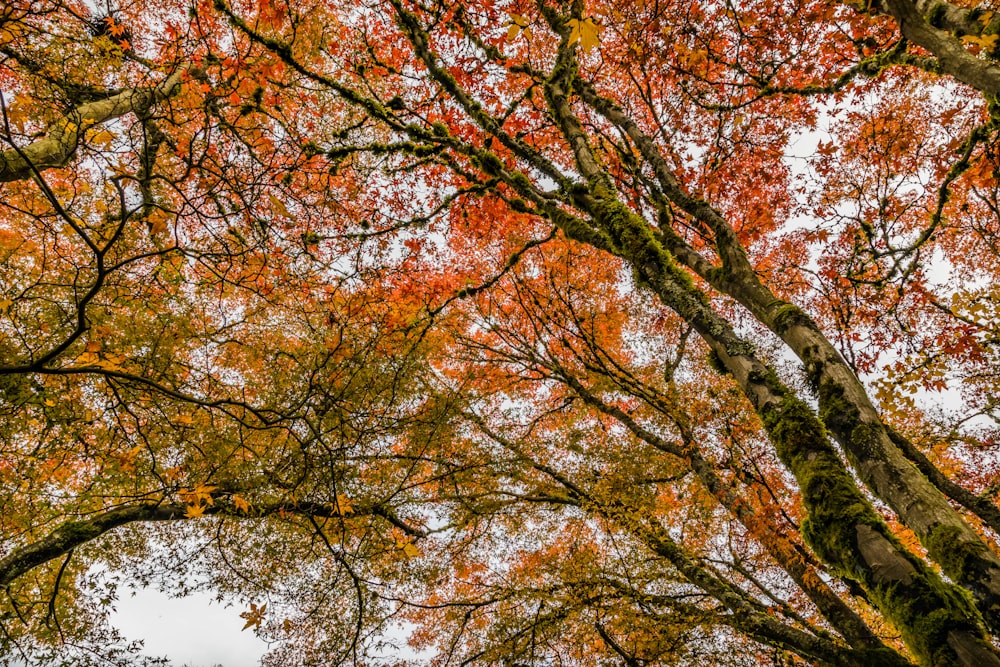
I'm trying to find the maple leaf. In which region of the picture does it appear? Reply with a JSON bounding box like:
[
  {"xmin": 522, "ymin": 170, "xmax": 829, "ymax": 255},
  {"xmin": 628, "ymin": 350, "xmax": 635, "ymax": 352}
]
[
  {"xmin": 76, "ymin": 351, "xmax": 100, "ymax": 365},
  {"xmin": 194, "ymin": 484, "xmax": 217, "ymax": 505},
  {"xmin": 146, "ymin": 209, "xmax": 172, "ymax": 236},
  {"xmin": 184, "ymin": 503, "xmax": 206, "ymax": 519},
  {"xmin": 241, "ymin": 603, "xmax": 266, "ymax": 631},
  {"xmin": 506, "ymin": 13, "xmax": 531, "ymax": 42},
  {"xmin": 961, "ymin": 33, "xmax": 999, "ymax": 52},
  {"xmin": 567, "ymin": 17, "xmax": 602, "ymax": 53},
  {"xmin": 85, "ymin": 128, "xmax": 115, "ymax": 147},
  {"xmin": 232, "ymin": 494, "xmax": 251, "ymax": 514},
  {"xmin": 179, "ymin": 484, "xmax": 216, "ymax": 506},
  {"xmin": 269, "ymin": 193, "xmax": 292, "ymax": 219},
  {"xmin": 117, "ymin": 445, "xmax": 143, "ymax": 472}
]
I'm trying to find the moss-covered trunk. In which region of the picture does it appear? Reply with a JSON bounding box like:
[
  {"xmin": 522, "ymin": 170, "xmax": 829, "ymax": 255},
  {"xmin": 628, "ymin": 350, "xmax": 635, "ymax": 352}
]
[
  {"xmin": 575, "ymin": 77, "xmax": 1000, "ymax": 633},
  {"xmin": 585, "ymin": 197, "xmax": 999, "ymax": 667},
  {"xmin": 530, "ymin": 36, "xmax": 1000, "ymax": 661},
  {"xmin": 707, "ymin": 269, "xmax": 1000, "ymax": 635}
]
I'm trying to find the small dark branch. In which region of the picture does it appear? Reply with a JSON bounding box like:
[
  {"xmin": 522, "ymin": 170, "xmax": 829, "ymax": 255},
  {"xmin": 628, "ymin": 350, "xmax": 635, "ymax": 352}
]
[
  {"xmin": 44, "ymin": 549, "xmax": 73, "ymax": 642},
  {"xmin": 427, "ymin": 227, "xmax": 558, "ymax": 318},
  {"xmin": 595, "ymin": 623, "xmax": 643, "ymax": 667}
]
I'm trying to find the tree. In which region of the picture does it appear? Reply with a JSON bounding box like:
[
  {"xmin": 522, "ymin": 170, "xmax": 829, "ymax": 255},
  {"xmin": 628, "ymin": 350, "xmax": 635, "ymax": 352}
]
[{"xmin": 3, "ymin": 0, "xmax": 1000, "ymax": 664}]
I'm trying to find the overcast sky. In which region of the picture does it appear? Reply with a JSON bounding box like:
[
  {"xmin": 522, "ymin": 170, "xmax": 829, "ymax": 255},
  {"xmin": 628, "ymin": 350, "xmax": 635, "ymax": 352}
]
[{"xmin": 111, "ymin": 587, "xmax": 267, "ymax": 666}]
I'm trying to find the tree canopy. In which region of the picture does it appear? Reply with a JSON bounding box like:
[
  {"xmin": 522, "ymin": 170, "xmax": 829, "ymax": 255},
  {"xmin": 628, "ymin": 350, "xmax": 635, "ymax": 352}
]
[{"xmin": 4, "ymin": 0, "xmax": 1000, "ymax": 664}]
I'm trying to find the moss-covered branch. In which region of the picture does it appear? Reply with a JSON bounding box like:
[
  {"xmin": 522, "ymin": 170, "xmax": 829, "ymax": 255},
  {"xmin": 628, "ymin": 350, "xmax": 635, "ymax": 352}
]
[
  {"xmin": 0, "ymin": 68, "xmax": 186, "ymax": 183},
  {"xmin": 0, "ymin": 499, "xmax": 423, "ymax": 588}
]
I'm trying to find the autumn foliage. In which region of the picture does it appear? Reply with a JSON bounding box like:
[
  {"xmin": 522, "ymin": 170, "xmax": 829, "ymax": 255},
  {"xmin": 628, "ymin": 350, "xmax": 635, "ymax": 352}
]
[{"xmin": 5, "ymin": 0, "xmax": 1000, "ymax": 665}]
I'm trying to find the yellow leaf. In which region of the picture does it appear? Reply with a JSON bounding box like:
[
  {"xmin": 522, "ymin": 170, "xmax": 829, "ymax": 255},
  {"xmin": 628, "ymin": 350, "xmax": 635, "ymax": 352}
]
[
  {"xmin": 86, "ymin": 128, "xmax": 115, "ymax": 147},
  {"xmin": 568, "ymin": 17, "xmax": 601, "ymax": 52},
  {"xmin": 962, "ymin": 33, "xmax": 999, "ymax": 50},
  {"xmin": 334, "ymin": 493, "xmax": 353, "ymax": 514},
  {"xmin": 232, "ymin": 494, "xmax": 251, "ymax": 514},
  {"xmin": 0, "ymin": 21, "xmax": 26, "ymax": 47},
  {"xmin": 193, "ymin": 483, "xmax": 217, "ymax": 505},
  {"xmin": 94, "ymin": 358, "xmax": 123, "ymax": 372},
  {"xmin": 981, "ymin": 11, "xmax": 995, "ymax": 25},
  {"xmin": 402, "ymin": 542, "xmax": 421, "ymax": 559},
  {"xmin": 176, "ymin": 413, "xmax": 195, "ymax": 426},
  {"xmin": 184, "ymin": 503, "xmax": 206, "ymax": 519},
  {"xmin": 268, "ymin": 193, "xmax": 292, "ymax": 219},
  {"xmin": 568, "ymin": 18, "xmax": 582, "ymax": 45},
  {"xmin": 118, "ymin": 445, "xmax": 143, "ymax": 471},
  {"xmin": 506, "ymin": 13, "xmax": 531, "ymax": 41},
  {"xmin": 0, "ymin": 298, "xmax": 12, "ymax": 313},
  {"xmin": 147, "ymin": 209, "xmax": 171, "ymax": 236},
  {"xmin": 77, "ymin": 351, "xmax": 100, "ymax": 365},
  {"xmin": 105, "ymin": 352, "xmax": 127, "ymax": 366}
]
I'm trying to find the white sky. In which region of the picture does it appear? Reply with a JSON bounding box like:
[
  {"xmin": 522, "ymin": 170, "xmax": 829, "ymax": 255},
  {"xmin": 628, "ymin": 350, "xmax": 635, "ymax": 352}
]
[{"xmin": 111, "ymin": 587, "xmax": 267, "ymax": 666}]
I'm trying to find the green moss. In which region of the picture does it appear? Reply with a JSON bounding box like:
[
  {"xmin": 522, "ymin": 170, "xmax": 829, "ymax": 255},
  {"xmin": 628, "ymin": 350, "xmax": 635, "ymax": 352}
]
[
  {"xmin": 56, "ymin": 519, "xmax": 101, "ymax": 544},
  {"xmin": 771, "ymin": 303, "xmax": 817, "ymax": 335},
  {"xmin": 473, "ymin": 151, "xmax": 504, "ymax": 176},
  {"xmin": 594, "ymin": 198, "xmax": 702, "ymax": 302},
  {"xmin": 706, "ymin": 348, "xmax": 731, "ymax": 376},
  {"xmin": 508, "ymin": 198, "xmax": 529, "ymax": 213},
  {"xmin": 816, "ymin": 378, "xmax": 862, "ymax": 445},
  {"xmin": 926, "ymin": 524, "xmax": 994, "ymax": 590},
  {"xmin": 507, "ymin": 170, "xmax": 533, "ymax": 193},
  {"xmin": 759, "ymin": 392, "xmax": 981, "ymax": 665},
  {"xmin": 927, "ymin": 2, "xmax": 949, "ymax": 28},
  {"xmin": 631, "ymin": 265, "xmax": 652, "ymax": 291}
]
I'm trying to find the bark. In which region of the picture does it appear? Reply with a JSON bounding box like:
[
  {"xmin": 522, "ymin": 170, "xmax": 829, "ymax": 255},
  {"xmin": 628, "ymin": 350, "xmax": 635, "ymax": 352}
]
[
  {"xmin": 876, "ymin": 0, "xmax": 1000, "ymax": 97},
  {"xmin": 887, "ymin": 427, "xmax": 1000, "ymax": 536}
]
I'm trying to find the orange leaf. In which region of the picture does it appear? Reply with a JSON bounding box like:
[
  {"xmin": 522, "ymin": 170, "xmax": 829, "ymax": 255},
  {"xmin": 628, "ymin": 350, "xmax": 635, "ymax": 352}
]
[{"xmin": 232, "ymin": 494, "xmax": 251, "ymax": 514}]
